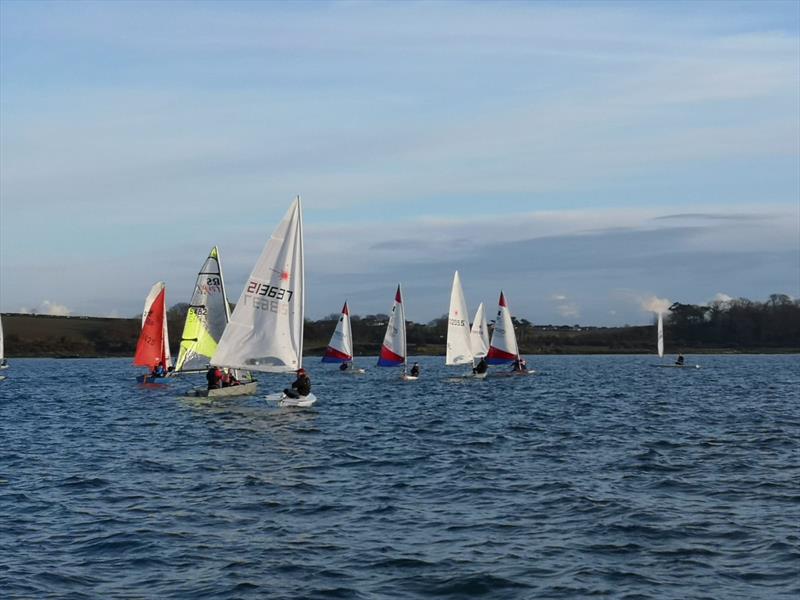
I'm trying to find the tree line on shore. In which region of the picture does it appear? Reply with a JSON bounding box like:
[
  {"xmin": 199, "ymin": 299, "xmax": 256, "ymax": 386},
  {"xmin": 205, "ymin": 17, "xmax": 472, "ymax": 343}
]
[{"xmin": 2, "ymin": 293, "xmax": 797, "ymax": 357}]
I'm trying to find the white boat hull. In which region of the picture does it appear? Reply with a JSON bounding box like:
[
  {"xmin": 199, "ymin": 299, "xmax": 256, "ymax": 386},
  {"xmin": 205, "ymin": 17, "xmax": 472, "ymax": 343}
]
[
  {"xmin": 402, "ymin": 374, "xmax": 419, "ymax": 381},
  {"xmin": 189, "ymin": 381, "xmax": 259, "ymax": 397},
  {"xmin": 279, "ymin": 392, "xmax": 317, "ymax": 407},
  {"xmin": 0, "ymin": 364, "xmax": 8, "ymax": 370},
  {"xmin": 654, "ymin": 364, "xmax": 701, "ymax": 369}
]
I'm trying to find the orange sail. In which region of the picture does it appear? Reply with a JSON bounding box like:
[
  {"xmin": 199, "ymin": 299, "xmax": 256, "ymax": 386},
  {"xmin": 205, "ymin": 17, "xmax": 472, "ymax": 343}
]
[{"xmin": 134, "ymin": 287, "xmax": 167, "ymax": 368}]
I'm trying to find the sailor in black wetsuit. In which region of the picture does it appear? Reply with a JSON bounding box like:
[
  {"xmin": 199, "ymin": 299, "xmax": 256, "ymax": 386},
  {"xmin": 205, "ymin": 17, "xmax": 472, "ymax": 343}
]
[
  {"xmin": 284, "ymin": 368, "xmax": 311, "ymax": 398},
  {"xmin": 473, "ymin": 357, "xmax": 488, "ymax": 374}
]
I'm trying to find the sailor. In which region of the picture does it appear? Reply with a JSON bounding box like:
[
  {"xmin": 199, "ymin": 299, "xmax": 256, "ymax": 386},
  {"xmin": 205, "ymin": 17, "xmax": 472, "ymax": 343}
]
[
  {"xmin": 511, "ymin": 358, "xmax": 528, "ymax": 372},
  {"xmin": 339, "ymin": 362, "xmax": 349, "ymax": 371},
  {"xmin": 472, "ymin": 357, "xmax": 488, "ymax": 374},
  {"xmin": 284, "ymin": 368, "xmax": 311, "ymax": 398},
  {"xmin": 410, "ymin": 362, "xmax": 420, "ymax": 377},
  {"xmin": 151, "ymin": 361, "xmax": 166, "ymax": 378},
  {"xmin": 675, "ymin": 353, "xmax": 685, "ymax": 366},
  {"xmin": 206, "ymin": 365, "xmax": 222, "ymax": 389}
]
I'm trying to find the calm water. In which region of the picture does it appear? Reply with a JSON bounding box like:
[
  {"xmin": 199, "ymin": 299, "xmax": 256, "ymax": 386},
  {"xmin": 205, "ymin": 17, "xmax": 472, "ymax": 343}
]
[{"xmin": 1, "ymin": 355, "xmax": 798, "ymax": 599}]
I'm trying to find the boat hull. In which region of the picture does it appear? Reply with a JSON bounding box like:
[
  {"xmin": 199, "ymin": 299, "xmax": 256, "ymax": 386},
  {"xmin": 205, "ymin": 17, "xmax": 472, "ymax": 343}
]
[
  {"xmin": 136, "ymin": 374, "xmax": 169, "ymax": 384},
  {"xmin": 190, "ymin": 381, "xmax": 258, "ymax": 397},
  {"xmin": 279, "ymin": 392, "xmax": 317, "ymax": 407}
]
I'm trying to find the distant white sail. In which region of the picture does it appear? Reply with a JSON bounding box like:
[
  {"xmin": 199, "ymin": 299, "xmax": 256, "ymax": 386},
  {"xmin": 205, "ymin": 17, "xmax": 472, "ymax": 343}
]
[
  {"xmin": 657, "ymin": 312, "xmax": 664, "ymax": 358},
  {"xmin": 378, "ymin": 285, "xmax": 406, "ymax": 367},
  {"xmin": 446, "ymin": 271, "xmax": 473, "ymax": 366},
  {"xmin": 470, "ymin": 302, "xmax": 489, "ymax": 359},
  {"xmin": 211, "ymin": 197, "xmax": 305, "ymax": 373},
  {"xmin": 322, "ymin": 302, "xmax": 354, "ymax": 363},
  {"xmin": 487, "ymin": 291, "xmax": 519, "ymax": 364}
]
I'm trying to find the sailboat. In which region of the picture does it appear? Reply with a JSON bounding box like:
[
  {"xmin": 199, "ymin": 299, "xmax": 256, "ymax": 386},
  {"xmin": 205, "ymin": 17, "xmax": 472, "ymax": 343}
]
[
  {"xmin": 209, "ymin": 196, "xmax": 316, "ymax": 406},
  {"xmin": 173, "ymin": 246, "xmax": 250, "ymax": 383},
  {"xmin": 653, "ymin": 311, "xmax": 700, "ymax": 369},
  {"xmin": 322, "ymin": 302, "xmax": 365, "ymax": 373},
  {"xmin": 470, "ymin": 302, "xmax": 490, "ymax": 361},
  {"xmin": 445, "ymin": 271, "xmax": 475, "ymax": 376},
  {"xmin": 377, "ymin": 284, "xmax": 415, "ymax": 380},
  {"xmin": 134, "ymin": 281, "xmax": 172, "ymax": 382},
  {"xmin": 486, "ymin": 291, "xmax": 530, "ymax": 376}
]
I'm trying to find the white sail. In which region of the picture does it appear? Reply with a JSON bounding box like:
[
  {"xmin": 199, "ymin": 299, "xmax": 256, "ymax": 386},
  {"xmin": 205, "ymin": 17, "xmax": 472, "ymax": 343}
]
[
  {"xmin": 470, "ymin": 302, "xmax": 489, "ymax": 359},
  {"xmin": 377, "ymin": 284, "xmax": 406, "ymax": 367},
  {"xmin": 446, "ymin": 271, "xmax": 473, "ymax": 366},
  {"xmin": 211, "ymin": 197, "xmax": 304, "ymax": 373},
  {"xmin": 657, "ymin": 312, "xmax": 664, "ymax": 358},
  {"xmin": 486, "ymin": 291, "xmax": 519, "ymax": 364},
  {"xmin": 174, "ymin": 246, "xmax": 231, "ymax": 372},
  {"xmin": 141, "ymin": 281, "xmax": 172, "ymax": 368},
  {"xmin": 322, "ymin": 302, "xmax": 354, "ymax": 363}
]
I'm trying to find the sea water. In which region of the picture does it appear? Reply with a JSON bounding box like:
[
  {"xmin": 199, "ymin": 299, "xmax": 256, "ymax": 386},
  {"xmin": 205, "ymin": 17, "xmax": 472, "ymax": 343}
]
[{"xmin": 1, "ymin": 355, "xmax": 798, "ymax": 599}]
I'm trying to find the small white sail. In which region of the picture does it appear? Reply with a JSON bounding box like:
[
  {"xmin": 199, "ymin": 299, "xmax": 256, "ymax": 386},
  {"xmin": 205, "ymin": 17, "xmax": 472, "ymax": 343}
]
[
  {"xmin": 470, "ymin": 302, "xmax": 489, "ymax": 359},
  {"xmin": 657, "ymin": 312, "xmax": 664, "ymax": 358},
  {"xmin": 322, "ymin": 302, "xmax": 354, "ymax": 363},
  {"xmin": 486, "ymin": 291, "xmax": 520, "ymax": 364},
  {"xmin": 141, "ymin": 281, "xmax": 172, "ymax": 368},
  {"xmin": 377, "ymin": 285, "xmax": 407, "ymax": 367},
  {"xmin": 446, "ymin": 271, "xmax": 473, "ymax": 366},
  {"xmin": 174, "ymin": 246, "xmax": 231, "ymax": 372},
  {"xmin": 211, "ymin": 197, "xmax": 305, "ymax": 372}
]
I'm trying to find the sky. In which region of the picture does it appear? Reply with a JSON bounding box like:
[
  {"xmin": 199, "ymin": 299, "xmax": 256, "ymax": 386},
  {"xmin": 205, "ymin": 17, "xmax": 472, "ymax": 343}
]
[{"xmin": 1, "ymin": 0, "xmax": 798, "ymax": 325}]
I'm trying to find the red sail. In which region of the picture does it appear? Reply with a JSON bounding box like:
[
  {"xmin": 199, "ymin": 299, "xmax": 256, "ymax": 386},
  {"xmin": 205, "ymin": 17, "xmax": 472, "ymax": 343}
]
[{"xmin": 134, "ymin": 288, "xmax": 166, "ymax": 367}]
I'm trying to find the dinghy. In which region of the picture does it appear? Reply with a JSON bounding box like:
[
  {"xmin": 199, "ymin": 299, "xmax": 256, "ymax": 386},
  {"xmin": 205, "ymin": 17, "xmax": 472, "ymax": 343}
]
[
  {"xmin": 653, "ymin": 311, "xmax": 700, "ymax": 369},
  {"xmin": 209, "ymin": 196, "xmax": 316, "ymax": 406},
  {"xmin": 467, "ymin": 302, "xmax": 490, "ymax": 379},
  {"xmin": 378, "ymin": 284, "xmax": 416, "ymax": 379},
  {"xmin": 486, "ymin": 291, "xmax": 531, "ymax": 376},
  {"xmin": 175, "ymin": 246, "xmax": 255, "ymax": 394},
  {"xmin": 446, "ymin": 271, "xmax": 479, "ymax": 378},
  {"xmin": 322, "ymin": 302, "xmax": 365, "ymax": 374},
  {"xmin": 134, "ymin": 282, "xmax": 172, "ymax": 383}
]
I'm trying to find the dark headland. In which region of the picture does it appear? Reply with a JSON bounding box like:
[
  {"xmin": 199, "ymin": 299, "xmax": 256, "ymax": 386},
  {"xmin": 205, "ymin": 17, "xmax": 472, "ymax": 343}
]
[{"xmin": 3, "ymin": 294, "xmax": 798, "ymax": 358}]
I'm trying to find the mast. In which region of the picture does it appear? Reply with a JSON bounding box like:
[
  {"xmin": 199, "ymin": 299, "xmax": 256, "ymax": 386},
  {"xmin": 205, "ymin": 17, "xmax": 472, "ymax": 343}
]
[
  {"xmin": 401, "ymin": 283, "xmax": 407, "ymax": 374},
  {"xmin": 297, "ymin": 195, "xmax": 305, "ymax": 369}
]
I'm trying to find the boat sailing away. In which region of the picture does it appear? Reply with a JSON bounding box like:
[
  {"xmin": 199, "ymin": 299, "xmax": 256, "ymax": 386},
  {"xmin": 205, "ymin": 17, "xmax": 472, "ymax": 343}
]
[
  {"xmin": 134, "ymin": 281, "xmax": 172, "ymax": 383},
  {"xmin": 486, "ymin": 291, "xmax": 530, "ymax": 376},
  {"xmin": 653, "ymin": 311, "xmax": 700, "ymax": 369},
  {"xmin": 322, "ymin": 302, "xmax": 365, "ymax": 374},
  {"xmin": 175, "ymin": 246, "xmax": 255, "ymax": 395},
  {"xmin": 210, "ymin": 196, "xmax": 316, "ymax": 406},
  {"xmin": 446, "ymin": 271, "xmax": 480, "ymax": 377},
  {"xmin": 377, "ymin": 284, "xmax": 416, "ymax": 380}
]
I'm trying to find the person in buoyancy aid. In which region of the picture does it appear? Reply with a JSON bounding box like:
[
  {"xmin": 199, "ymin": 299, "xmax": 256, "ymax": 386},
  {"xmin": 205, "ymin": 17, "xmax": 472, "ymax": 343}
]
[
  {"xmin": 675, "ymin": 353, "xmax": 685, "ymax": 366},
  {"xmin": 473, "ymin": 357, "xmax": 488, "ymax": 374},
  {"xmin": 151, "ymin": 360, "xmax": 166, "ymax": 378},
  {"xmin": 511, "ymin": 357, "xmax": 528, "ymax": 372},
  {"xmin": 284, "ymin": 368, "xmax": 311, "ymax": 398},
  {"xmin": 409, "ymin": 362, "xmax": 420, "ymax": 377},
  {"xmin": 206, "ymin": 365, "xmax": 222, "ymax": 389},
  {"xmin": 339, "ymin": 362, "xmax": 349, "ymax": 371}
]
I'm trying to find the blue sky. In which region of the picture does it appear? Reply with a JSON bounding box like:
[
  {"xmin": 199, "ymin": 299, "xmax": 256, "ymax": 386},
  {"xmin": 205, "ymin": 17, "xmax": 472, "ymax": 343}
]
[{"xmin": 1, "ymin": 0, "xmax": 798, "ymax": 325}]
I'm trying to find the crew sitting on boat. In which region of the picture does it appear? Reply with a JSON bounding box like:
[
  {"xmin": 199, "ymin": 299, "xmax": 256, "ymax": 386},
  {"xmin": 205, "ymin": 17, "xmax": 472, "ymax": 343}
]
[
  {"xmin": 151, "ymin": 361, "xmax": 166, "ymax": 378},
  {"xmin": 221, "ymin": 369, "xmax": 240, "ymax": 387},
  {"xmin": 675, "ymin": 353, "xmax": 685, "ymax": 366},
  {"xmin": 339, "ymin": 362, "xmax": 349, "ymax": 371},
  {"xmin": 284, "ymin": 368, "xmax": 311, "ymax": 398},
  {"xmin": 473, "ymin": 357, "xmax": 488, "ymax": 375},
  {"xmin": 410, "ymin": 362, "xmax": 420, "ymax": 377},
  {"xmin": 206, "ymin": 365, "xmax": 222, "ymax": 389},
  {"xmin": 511, "ymin": 358, "xmax": 528, "ymax": 372}
]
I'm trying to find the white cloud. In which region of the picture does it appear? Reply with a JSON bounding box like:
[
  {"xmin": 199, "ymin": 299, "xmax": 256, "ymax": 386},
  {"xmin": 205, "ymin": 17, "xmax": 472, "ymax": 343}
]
[
  {"xmin": 641, "ymin": 295, "xmax": 672, "ymax": 315},
  {"xmin": 711, "ymin": 292, "xmax": 734, "ymax": 304},
  {"xmin": 19, "ymin": 300, "xmax": 73, "ymax": 316}
]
